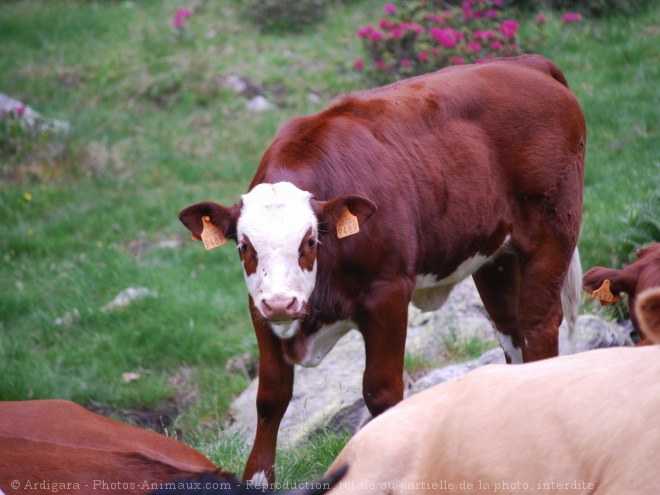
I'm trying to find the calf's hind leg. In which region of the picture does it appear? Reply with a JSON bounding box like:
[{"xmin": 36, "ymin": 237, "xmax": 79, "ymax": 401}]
[{"xmin": 474, "ymin": 243, "xmax": 567, "ymax": 363}]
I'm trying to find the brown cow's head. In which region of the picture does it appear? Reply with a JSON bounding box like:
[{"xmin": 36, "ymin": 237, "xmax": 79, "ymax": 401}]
[
  {"xmin": 180, "ymin": 182, "xmax": 375, "ymax": 339},
  {"xmin": 583, "ymin": 242, "xmax": 660, "ymax": 338}
]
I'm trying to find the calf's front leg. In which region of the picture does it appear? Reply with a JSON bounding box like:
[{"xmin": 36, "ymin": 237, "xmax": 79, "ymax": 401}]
[
  {"xmin": 358, "ymin": 278, "xmax": 411, "ymax": 417},
  {"xmin": 242, "ymin": 312, "xmax": 294, "ymax": 486}
]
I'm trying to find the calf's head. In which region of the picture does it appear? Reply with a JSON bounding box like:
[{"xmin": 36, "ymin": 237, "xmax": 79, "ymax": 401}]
[
  {"xmin": 179, "ymin": 182, "xmax": 375, "ymax": 339},
  {"xmin": 583, "ymin": 242, "xmax": 660, "ymax": 337}
]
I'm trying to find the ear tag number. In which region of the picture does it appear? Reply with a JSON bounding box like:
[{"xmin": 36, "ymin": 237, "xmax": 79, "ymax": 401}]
[
  {"xmin": 336, "ymin": 206, "xmax": 359, "ymax": 239},
  {"xmin": 592, "ymin": 279, "xmax": 621, "ymax": 306},
  {"xmin": 201, "ymin": 216, "xmax": 226, "ymax": 250}
]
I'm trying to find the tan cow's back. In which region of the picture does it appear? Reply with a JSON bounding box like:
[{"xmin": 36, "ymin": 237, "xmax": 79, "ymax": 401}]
[
  {"xmin": 329, "ymin": 345, "xmax": 660, "ymax": 494},
  {"xmin": 0, "ymin": 399, "xmax": 219, "ymax": 495}
]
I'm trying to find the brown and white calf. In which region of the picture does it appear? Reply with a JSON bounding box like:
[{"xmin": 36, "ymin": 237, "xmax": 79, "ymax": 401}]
[
  {"xmin": 179, "ymin": 55, "xmax": 586, "ymax": 483},
  {"xmin": 327, "ymin": 288, "xmax": 660, "ymax": 495},
  {"xmin": 583, "ymin": 242, "xmax": 660, "ymax": 344}
]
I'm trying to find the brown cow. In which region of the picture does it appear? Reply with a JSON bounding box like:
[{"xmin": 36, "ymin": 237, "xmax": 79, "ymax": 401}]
[
  {"xmin": 326, "ymin": 288, "xmax": 660, "ymax": 495},
  {"xmin": 0, "ymin": 399, "xmax": 219, "ymax": 495},
  {"xmin": 0, "ymin": 399, "xmax": 342, "ymax": 495},
  {"xmin": 583, "ymin": 242, "xmax": 660, "ymax": 344},
  {"xmin": 179, "ymin": 55, "xmax": 586, "ymax": 484}
]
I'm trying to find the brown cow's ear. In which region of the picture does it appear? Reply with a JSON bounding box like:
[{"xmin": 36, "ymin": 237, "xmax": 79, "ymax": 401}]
[
  {"xmin": 583, "ymin": 267, "xmax": 631, "ymax": 295},
  {"xmin": 179, "ymin": 201, "xmax": 240, "ymax": 244},
  {"xmin": 313, "ymin": 195, "xmax": 377, "ymax": 238}
]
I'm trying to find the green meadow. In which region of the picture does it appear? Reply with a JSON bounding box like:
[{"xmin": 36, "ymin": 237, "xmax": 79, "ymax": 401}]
[{"xmin": 1, "ymin": 0, "xmax": 658, "ymax": 480}]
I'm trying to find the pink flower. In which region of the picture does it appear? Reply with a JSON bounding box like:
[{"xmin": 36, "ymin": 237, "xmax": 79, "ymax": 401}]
[
  {"xmin": 561, "ymin": 12, "xmax": 582, "ymax": 22},
  {"xmin": 354, "ymin": 60, "xmax": 365, "ymax": 70},
  {"xmin": 429, "ymin": 26, "xmax": 458, "ymax": 48},
  {"xmin": 452, "ymin": 56, "xmax": 464, "ymax": 65},
  {"xmin": 537, "ymin": 13, "xmax": 547, "ymax": 23},
  {"xmin": 390, "ymin": 28, "xmax": 403, "ymax": 39},
  {"xmin": 375, "ymin": 60, "xmax": 385, "ymax": 68},
  {"xmin": 356, "ymin": 25, "xmax": 374, "ymax": 38},
  {"xmin": 468, "ymin": 41, "xmax": 481, "ymax": 53},
  {"xmin": 490, "ymin": 40, "xmax": 502, "ymax": 50},
  {"xmin": 379, "ymin": 18, "xmax": 389, "ymax": 29},
  {"xmin": 370, "ymin": 31, "xmax": 382, "ymax": 41},
  {"xmin": 384, "ymin": 3, "xmax": 396, "ymax": 15},
  {"xmin": 426, "ymin": 13, "xmax": 444, "ymax": 24},
  {"xmin": 172, "ymin": 8, "xmax": 193, "ymax": 29},
  {"xmin": 498, "ymin": 19, "xmax": 519, "ymax": 38},
  {"xmin": 493, "ymin": 0, "xmax": 502, "ymax": 5},
  {"xmin": 418, "ymin": 52, "xmax": 429, "ymax": 62},
  {"xmin": 16, "ymin": 105, "xmax": 25, "ymax": 116},
  {"xmin": 401, "ymin": 59, "xmax": 411, "ymax": 67},
  {"xmin": 487, "ymin": 9, "xmax": 498, "ymax": 18}
]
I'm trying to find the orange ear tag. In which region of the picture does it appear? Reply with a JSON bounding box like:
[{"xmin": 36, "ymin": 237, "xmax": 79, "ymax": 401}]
[
  {"xmin": 200, "ymin": 216, "xmax": 226, "ymax": 250},
  {"xmin": 592, "ymin": 279, "xmax": 622, "ymax": 306},
  {"xmin": 336, "ymin": 206, "xmax": 359, "ymax": 239}
]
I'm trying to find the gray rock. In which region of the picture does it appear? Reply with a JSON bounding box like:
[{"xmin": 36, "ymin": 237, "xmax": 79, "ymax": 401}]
[
  {"xmin": 100, "ymin": 287, "xmax": 157, "ymax": 312},
  {"xmin": 412, "ymin": 348, "xmax": 506, "ymax": 394},
  {"xmin": 230, "ymin": 330, "xmax": 366, "ymax": 447},
  {"xmin": 0, "ymin": 93, "xmax": 71, "ymax": 134},
  {"xmin": 245, "ymin": 96, "xmax": 276, "ymax": 113}
]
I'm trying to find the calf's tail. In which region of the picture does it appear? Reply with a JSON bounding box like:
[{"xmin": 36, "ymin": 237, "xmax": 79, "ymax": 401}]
[{"xmin": 561, "ymin": 247, "xmax": 582, "ymax": 351}]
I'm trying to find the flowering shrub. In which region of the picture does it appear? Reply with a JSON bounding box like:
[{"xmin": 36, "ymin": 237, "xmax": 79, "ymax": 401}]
[
  {"xmin": 355, "ymin": 0, "xmax": 540, "ymax": 84},
  {"xmin": 172, "ymin": 8, "xmax": 193, "ymax": 29},
  {"xmin": 561, "ymin": 12, "xmax": 583, "ymax": 22},
  {"xmin": 171, "ymin": 8, "xmax": 193, "ymax": 38}
]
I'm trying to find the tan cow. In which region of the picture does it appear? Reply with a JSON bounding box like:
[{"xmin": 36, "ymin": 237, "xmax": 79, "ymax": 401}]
[{"xmin": 326, "ymin": 289, "xmax": 660, "ymax": 494}]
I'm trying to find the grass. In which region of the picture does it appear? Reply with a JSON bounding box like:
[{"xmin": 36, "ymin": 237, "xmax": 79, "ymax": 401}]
[{"xmin": 1, "ymin": 0, "xmax": 658, "ymax": 481}]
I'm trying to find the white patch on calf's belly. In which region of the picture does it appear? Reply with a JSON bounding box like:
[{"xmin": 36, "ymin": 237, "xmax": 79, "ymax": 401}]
[
  {"xmin": 413, "ymin": 236, "xmax": 511, "ymax": 311},
  {"xmin": 297, "ymin": 320, "xmax": 355, "ymax": 368}
]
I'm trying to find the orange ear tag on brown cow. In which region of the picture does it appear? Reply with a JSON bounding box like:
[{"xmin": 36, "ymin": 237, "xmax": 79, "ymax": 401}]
[
  {"xmin": 336, "ymin": 206, "xmax": 359, "ymax": 239},
  {"xmin": 200, "ymin": 216, "xmax": 226, "ymax": 250},
  {"xmin": 592, "ymin": 279, "xmax": 622, "ymax": 306}
]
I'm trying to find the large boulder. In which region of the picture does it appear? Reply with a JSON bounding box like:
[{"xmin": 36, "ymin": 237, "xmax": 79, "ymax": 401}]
[{"xmin": 228, "ymin": 278, "xmax": 634, "ymax": 447}]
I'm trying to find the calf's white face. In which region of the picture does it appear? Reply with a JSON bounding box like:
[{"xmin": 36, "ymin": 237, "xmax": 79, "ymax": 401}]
[
  {"xmin": 179, "ymin": 181, "xmax": 376, "ymax": 341},
  {"xmin": 237, "ymin": 182, "xmax": 319, "ymax": 339}
]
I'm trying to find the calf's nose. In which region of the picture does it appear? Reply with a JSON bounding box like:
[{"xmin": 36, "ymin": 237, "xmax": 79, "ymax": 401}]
[{"xmin": 261, "ymin": 296, "xmax": 298, "ymax": 321}]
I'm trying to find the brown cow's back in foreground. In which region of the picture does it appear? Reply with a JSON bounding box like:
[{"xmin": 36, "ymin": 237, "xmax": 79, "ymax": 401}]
[{"xmin": 0, "ymin": 399, "xmax": 220, "ymax": 495}]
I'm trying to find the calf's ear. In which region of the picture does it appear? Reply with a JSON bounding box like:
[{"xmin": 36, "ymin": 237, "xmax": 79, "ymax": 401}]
[
  {"xmin": 313, "ymin": 195, "xmax": 377, "ymax": 237},
  {"xmin": 179, "ymin": 201, "xmax": 240, "ymax": 243}
]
